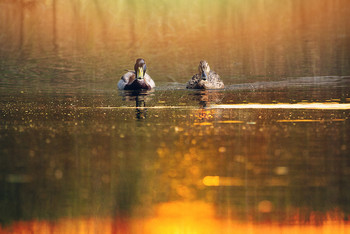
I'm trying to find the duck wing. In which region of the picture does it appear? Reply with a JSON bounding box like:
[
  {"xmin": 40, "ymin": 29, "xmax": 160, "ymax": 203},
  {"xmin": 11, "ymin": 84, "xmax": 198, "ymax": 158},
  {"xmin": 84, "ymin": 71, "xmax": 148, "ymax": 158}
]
[
  {"xmin": 186, "ymin": 74, "xmax": 201, "ymax": 89},
  {"xmin": 118, "ymin": 71, "xmax": 135, "ymax": 90},
  {"xmin": 144, "ymin": 73, "xmax": 156, "ymax": 88},
  {"xmin": 208, "ymin": 71, "xmax": 224, "ymax": 89}
]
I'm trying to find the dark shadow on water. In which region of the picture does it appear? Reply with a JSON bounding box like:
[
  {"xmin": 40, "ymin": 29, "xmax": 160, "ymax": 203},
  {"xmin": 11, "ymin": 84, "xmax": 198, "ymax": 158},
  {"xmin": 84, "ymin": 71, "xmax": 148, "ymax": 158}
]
[{"xmin": 52, "ymin": 0, "xmax": 58, "ymax": 52}]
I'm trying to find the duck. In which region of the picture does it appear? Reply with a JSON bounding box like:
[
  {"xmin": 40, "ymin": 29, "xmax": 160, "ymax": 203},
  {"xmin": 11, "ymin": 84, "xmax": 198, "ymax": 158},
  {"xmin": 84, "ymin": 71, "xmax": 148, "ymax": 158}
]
[
  {"xmin": 186, "ymin": 60, "xmax": 224, "ymax": 89},
  {"xmin": 118, "ymin": 58, "xmax": 156, "ymax": 90}
]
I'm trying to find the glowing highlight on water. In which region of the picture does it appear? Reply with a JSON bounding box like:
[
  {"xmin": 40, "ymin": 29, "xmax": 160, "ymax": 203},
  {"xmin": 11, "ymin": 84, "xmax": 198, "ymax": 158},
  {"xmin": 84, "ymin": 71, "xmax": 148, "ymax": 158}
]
[{"xmin": 211, "ymin": 103, "xmax": 350, "ymax": 110}]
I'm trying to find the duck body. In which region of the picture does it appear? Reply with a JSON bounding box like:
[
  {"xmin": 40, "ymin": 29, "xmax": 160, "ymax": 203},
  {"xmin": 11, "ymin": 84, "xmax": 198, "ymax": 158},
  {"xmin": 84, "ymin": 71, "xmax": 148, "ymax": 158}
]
[
  {"xmin": 186, "ymin": 60, "xmax": 224, "ymax": 89},
  {"xmin": 186, "ymin": 71, "xmax": 224, "ymax": 89},
  {"xmin": 118, "ymin": 58, "xmax": 155, "ymax": 90},
  {"xmin": 118, "ymin": 71, "xmax": 155, "ymax": 90}
]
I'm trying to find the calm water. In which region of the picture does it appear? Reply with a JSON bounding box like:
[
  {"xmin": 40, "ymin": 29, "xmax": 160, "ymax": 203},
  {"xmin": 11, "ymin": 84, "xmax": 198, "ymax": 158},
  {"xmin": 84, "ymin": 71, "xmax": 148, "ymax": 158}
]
[{"xmin": 1, "ymin": 0, "xmax": 350, "ymax": 233}]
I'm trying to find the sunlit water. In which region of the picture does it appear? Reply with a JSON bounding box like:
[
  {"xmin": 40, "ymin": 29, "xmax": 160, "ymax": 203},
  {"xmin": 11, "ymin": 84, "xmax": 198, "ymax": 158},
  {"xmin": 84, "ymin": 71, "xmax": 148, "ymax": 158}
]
[{"xmin": 1, "ymin": 0, "xmax": 350, "ymax": 233}]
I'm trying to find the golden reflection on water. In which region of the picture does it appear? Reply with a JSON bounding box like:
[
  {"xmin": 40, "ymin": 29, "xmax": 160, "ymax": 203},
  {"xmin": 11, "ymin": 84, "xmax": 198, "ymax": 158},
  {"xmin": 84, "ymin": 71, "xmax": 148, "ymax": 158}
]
[
  {"xmin": 0, "ymin": 93, "xmax": 349, "ymax": 232},
  {"xmin": 211, "ymin": 103, "xmax": 350, "ymax": 110},
  {"xmin": 1, "ymin": 204, "xmax": 349, "ymax": 234},
  {"xmin": 84, "ymin": 102, "xmax": 350, "ymax": 110},
  {"xmin": 203, "ymin": 176, "xmax": 243, "ymax": 187}
]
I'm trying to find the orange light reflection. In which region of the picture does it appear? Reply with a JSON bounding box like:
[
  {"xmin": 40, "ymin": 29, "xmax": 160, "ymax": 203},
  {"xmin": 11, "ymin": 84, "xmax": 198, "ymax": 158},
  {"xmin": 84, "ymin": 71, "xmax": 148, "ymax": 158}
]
[{"xmin": 1, "ymin": 202, "xmax": 349, "ymax": 234}]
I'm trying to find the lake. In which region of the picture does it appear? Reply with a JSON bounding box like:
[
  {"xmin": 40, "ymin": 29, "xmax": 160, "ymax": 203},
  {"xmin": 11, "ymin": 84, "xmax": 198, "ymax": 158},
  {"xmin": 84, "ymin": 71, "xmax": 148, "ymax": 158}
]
[{"xmin": 0, "ymin": 0, "xmax": 350, "ymax": 233}]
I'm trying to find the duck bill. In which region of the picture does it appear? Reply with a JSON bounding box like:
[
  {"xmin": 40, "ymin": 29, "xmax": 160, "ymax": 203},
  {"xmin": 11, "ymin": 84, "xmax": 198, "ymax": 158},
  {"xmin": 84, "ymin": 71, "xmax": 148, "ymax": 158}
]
[
  {"xmin": 137, "ymin": 67, "xmax": 144, "ymax": 80},
  {"xmin": 201, "ymin": 71, "xmax": 207, "ymax": 81}
]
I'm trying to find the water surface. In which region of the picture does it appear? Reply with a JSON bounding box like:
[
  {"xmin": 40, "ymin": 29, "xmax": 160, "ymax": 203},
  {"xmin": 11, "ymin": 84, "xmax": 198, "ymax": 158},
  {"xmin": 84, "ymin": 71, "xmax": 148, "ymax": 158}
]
[{"xmin": 0, "ymin": 0, "xmax": 350, "ymax": 233}]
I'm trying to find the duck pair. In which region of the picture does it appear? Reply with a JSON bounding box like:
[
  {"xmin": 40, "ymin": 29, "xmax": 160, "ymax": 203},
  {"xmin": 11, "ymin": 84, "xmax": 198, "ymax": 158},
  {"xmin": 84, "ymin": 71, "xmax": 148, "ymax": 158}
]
[{"xmin": 118, "ymin": 58, "xmax": 224, "ymax": 90}]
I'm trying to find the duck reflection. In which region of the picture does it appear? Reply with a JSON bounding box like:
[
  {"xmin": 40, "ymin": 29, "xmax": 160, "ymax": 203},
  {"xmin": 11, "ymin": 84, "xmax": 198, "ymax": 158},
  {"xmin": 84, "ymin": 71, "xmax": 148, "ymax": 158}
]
[
  {"xmin": 120, "ymin": 90, "xmax": 153, "ymax": 120},
  {"xmin": 187, "ymin": 90, "xmax": 225, "ymax": 124},
  {"xmin": 135, "ymin": 97, "xmax": 146, "ymax": 119},
  {"xmin": 188, "ymin": 90, "xmax": 225, "ymax": 108}
]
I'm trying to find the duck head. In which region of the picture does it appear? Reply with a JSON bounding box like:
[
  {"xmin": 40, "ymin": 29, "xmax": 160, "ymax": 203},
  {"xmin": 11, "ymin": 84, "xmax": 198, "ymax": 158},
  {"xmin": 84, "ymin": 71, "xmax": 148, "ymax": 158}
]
[
  {"xmin": 134, "ymin": 58, "xmax": 147, "ymax": 80},
  {"xmin": 198, "ymin": 60, "xmax": 210, "ymax": 81}
]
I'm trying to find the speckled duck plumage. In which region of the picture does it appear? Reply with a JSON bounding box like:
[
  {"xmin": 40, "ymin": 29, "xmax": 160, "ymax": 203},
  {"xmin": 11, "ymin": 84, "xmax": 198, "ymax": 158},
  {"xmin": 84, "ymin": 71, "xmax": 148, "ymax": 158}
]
[
  {"xmin": 118, "ymin": 58, "xmax": 155, "ymax": 90},
  {"xmin": 186, "ymin": 60, "xmax": 224, "ymax": 89}
]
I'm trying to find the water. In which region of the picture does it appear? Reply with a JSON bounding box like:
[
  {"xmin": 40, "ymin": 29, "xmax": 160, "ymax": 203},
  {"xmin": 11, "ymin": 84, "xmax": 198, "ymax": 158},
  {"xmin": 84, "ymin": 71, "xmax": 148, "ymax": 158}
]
[{"xmin": 1, "ymin": 0, "xmax": 350, "ymax": 233}]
